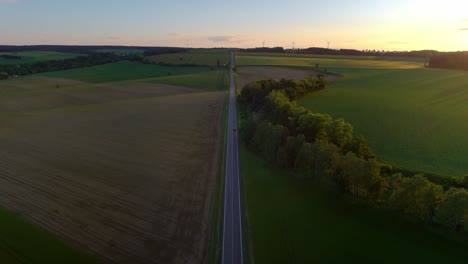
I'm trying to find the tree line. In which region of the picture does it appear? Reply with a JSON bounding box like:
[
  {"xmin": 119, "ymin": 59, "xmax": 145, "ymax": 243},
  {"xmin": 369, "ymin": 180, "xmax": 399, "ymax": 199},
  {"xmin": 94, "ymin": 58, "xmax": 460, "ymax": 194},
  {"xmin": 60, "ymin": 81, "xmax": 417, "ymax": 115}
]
[
  {"xmin": 238, "ymin": 77, "xmax": 468, "ymax": 233},
  {"xmin": 429, "ymin": 52, "xmax": 468, "ymax": 71},
  {"xmin": 239, "ymin": 47, "xmax": 438, "ymax": 58}
]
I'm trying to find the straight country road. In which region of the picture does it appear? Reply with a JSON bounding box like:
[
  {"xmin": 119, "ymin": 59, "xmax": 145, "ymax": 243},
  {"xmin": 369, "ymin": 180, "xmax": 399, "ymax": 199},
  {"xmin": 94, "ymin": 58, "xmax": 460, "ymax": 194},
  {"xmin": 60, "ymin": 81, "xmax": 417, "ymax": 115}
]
[{"xmin": 222, "ymin": 52, "xmax": 243, "ymax": 264}]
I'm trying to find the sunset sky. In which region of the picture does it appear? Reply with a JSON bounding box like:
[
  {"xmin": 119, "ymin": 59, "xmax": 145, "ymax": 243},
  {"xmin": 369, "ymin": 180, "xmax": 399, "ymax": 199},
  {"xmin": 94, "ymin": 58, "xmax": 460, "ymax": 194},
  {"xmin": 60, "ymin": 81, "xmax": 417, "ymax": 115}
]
[{"xmin": 1, "ymin": 0, "xmax": 467, "ymax": 51}]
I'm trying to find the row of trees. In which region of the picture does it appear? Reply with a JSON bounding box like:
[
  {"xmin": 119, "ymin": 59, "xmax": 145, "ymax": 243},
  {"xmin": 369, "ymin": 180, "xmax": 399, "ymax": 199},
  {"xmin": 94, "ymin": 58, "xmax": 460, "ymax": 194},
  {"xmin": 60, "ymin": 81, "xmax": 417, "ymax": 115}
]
[
  {"xmin": 239, "ymin": 78, "xmax": 468, "ymax": 233},
  {"xmin": 429, "ymin": 52, "xmax": 468, "ymax": 71},
  {"xmin": 0, "ymin": 52, "xmax": 141, "ymax": 77},
  {"xmin": 239, "ymin": 47, "xmax": 438, "ymax": 58}
]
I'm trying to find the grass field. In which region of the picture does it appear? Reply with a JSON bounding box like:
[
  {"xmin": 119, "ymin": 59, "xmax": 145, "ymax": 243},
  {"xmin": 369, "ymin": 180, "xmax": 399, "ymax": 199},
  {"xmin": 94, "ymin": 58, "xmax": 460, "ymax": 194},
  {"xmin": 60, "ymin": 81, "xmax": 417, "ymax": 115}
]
[
  {"xmin": 0, "ymin": 51, "xmax": 82, "ymax": 65},
  {"xmin": 0, "ymin": 72, "xmax": 226, "ymax": 263},
  {"xmin": 236, "ymin": 53, "xmax": 468, "ymax": 177},
  {"xmin": 240, "ymin": 146, "xmax": 468, "ymax": 264},
  {"xmin": 147, "ymin": 49, "xmax": 231, "ymax": 67}
]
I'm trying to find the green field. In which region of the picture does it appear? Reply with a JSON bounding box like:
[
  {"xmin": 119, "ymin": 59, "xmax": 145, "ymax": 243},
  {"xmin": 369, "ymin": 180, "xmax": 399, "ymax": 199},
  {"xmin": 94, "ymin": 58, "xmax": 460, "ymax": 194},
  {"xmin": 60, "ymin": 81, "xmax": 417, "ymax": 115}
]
[
  {"xmin": 237, "ymin": 53, "xmax": 468, "ymax": 177},
  {"xmin": 0, "ymin": 208, "xmax": 95, "ymax": 264},
  {"xmin": 147, "ymin": 49, "xmax": 231, "ymax": 67},
  {"xmin": 37, "ymin": 61, "xmax": 212, "ymax": 83},
  {"xmin": 240, "ymin": 146, "xmax": 468, "ymax": 264},
  {"xmin": 237, "ymin": 52, "xmax": 426, "ymax": 69},
  {"xmin": 144, "ymin": 69, "xmax": 228, "ymax": 91},
  {"xmin": 35, "ymin": 60, "xmax": 228, "ymax": 91},
  {"xmin": 0, "ymin": 51, "xmax": 82, "ymax": 65}
]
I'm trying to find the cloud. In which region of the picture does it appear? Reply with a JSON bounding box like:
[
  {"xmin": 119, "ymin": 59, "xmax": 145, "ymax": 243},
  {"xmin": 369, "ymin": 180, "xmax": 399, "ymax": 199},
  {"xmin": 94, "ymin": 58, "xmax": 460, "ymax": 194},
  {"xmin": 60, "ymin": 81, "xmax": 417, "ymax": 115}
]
[
  {"xmin": 107, "ymin": 36, "xmax": 121, "ymax": 40},
  {"xmin": 0, "ymin": 0, "xmax": 17, "ymax": 3},
  {"xmin": 208, "ymin": 35, "xmax": 255, "ymax": 44},
  {"xmin": 168, "ymin": 33, "xmax": 180, "ymax": 36},
  {"xmin": 460, "ymin": 28, "xmax": 468, "ymax": 30},
  {"xmin": 208, "ymin": 36, "xmax": 234, "ymax": 43}
]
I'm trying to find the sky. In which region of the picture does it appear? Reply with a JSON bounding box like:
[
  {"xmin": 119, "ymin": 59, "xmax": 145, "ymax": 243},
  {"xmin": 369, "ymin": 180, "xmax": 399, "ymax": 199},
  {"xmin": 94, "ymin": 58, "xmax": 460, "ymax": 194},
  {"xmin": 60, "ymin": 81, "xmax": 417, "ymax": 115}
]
[{"xmin": 1, "ymin": 0, "xmax": 467, "ymax": 51}]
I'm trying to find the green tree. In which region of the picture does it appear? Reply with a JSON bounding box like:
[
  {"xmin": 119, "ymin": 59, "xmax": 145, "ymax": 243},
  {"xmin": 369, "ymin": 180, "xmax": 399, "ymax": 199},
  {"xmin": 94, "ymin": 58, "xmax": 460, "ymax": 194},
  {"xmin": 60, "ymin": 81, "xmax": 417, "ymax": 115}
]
[
  {"xmin": 310, "ymin": 140, "xmax": 340, "ymax": 187},
  {"xmin": 389, "ymin": 174, "xmax": 444, "ymax": 221},
  {"xmin": 339, "ymin": 153, "xmax": 384, "ymax": 200},
  {"xmin": 434, "ymin": 188, "xmax": 468, "ymax": 231},
  {"xmin": 327, "ymin": 118, "xmax": 354, "ymax": 150},
  {"xmin": 285, "ymin": 134, "xmax": 306, "ymax": 168},
  {"xmin": 349, "ymin": 135, "xmax": 375, "ymax": 159},
  {"xmin": 297, "ymin": 112, "xmax": 332, "ymax": 142},
  {"xmin": 295, "ymin": 142, "xmax": 314, "ymax": 177}
]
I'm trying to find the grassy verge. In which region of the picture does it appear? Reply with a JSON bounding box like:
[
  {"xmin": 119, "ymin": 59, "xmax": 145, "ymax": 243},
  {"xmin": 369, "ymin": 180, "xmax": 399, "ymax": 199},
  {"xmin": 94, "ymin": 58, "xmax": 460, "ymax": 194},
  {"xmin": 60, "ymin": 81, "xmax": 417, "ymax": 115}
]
[
  {"xmin": 0, "ymin": 208, "xmax": 96, "ymax": 263},
  {"xmin": 208, "ymin": 71, "xmax": 230, "ymax": 264},
  {"xmin": 239, "ymin": 144, "xmax": 468, "ymax": 264}
]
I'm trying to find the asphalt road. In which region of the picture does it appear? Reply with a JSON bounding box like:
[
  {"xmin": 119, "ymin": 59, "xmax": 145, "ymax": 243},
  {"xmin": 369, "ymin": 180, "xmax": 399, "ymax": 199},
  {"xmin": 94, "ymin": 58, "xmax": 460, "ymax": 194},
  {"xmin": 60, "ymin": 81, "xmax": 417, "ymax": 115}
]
[{"xmin": 222, "ymin": 52, "xmax": 243, "ymax": 264}]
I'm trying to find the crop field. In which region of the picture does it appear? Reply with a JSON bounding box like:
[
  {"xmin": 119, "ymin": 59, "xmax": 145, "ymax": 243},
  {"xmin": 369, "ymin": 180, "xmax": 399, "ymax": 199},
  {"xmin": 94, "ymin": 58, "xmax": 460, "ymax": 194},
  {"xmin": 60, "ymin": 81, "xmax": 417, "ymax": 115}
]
[
  {"xmin": 145, "ymin": 69, "xmax": 228, "ymax": 91},
  {"xmin": 236, "ymin": 66, "xmax": 339, "ymax": 90},
  {"xmin": 147, "ymin": 50, "xmax": 231, "ymax": 67},
  {"xmin": 236, "ymin": 53, "xmax": 468, "ymax": 177},
  {"xmin": 240, "ymin": 146, "xmax": 468, "ymax": 264},
  {"xmin": 37, "ymin": 61, "xmax": 213, "ymax": 83},
  {"xmin": 237, "ymin": 52, "xmax": 426, "ymax": 69},
  {"xmin": 0, "ymin": 72, "xmax": 226, "ymax": 263},
  {"xmin": 0, "ymin": 51, "xmax": 82, "ymax": 65}
]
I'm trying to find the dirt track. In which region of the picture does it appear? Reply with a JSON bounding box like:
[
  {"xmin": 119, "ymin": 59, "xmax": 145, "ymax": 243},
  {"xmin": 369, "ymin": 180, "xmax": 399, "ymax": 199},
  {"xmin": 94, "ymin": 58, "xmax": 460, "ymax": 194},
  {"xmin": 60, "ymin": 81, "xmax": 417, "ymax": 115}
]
[{"xmin": 0, "ymin": 83, "xmax": 224, "ymax": 264}]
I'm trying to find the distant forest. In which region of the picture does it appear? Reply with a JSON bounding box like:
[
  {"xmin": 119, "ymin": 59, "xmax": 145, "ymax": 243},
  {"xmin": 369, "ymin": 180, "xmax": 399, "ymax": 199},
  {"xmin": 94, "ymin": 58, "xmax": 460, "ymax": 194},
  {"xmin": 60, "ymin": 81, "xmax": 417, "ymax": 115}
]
[
  {"xmin": 429, "ymin": 52, "xmax": 468, "ymax": 71},
  {"xmin": 0, "ymin": 45, "xmax": 157, "ymax": 53},
  {"xmin": 240, "ymin": 47, "xmax": 439, "ymax": 58}
]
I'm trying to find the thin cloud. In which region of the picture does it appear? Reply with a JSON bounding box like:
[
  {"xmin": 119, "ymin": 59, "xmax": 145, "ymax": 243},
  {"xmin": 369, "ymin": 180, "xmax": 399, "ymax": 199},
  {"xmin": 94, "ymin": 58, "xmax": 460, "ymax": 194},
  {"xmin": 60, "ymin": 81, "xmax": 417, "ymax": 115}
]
[
  {"xmin": 0, "ymin": 0, "xmax": 18, "ymax": 3},
  {"xmin": 208, "ymin": 36, "xmax": 233, "ymax": 43},
  {"xmin": 168, "ymin": 33, "xmax": 180, "ymax": 36},
  {"xmin": 460, "ymin": 28, "xmax": 468, "ymax": 30},
  {"xmin": 208, "ymin": 35, "xmax": 255, "ymax": 44}
]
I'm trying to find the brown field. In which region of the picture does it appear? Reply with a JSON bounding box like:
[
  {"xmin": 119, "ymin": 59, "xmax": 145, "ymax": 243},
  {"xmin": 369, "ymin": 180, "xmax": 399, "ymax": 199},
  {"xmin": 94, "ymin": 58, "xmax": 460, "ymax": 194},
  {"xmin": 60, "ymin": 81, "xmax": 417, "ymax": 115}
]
[
  {"xmin": 237, "ymin": 66, "xmax": 340, "ymax": 89},
  {"xmin": 0, "ymin": 78, "xmax": 225, "ymax": 263}
]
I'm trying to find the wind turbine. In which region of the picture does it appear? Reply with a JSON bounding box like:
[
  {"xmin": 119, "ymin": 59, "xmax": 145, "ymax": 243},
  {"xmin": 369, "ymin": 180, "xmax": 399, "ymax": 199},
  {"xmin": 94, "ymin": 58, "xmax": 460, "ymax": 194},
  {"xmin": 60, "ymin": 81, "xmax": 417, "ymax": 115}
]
[{"xmin": 327, "ymin": 41, "xmax": 331, "ymax": 49}]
